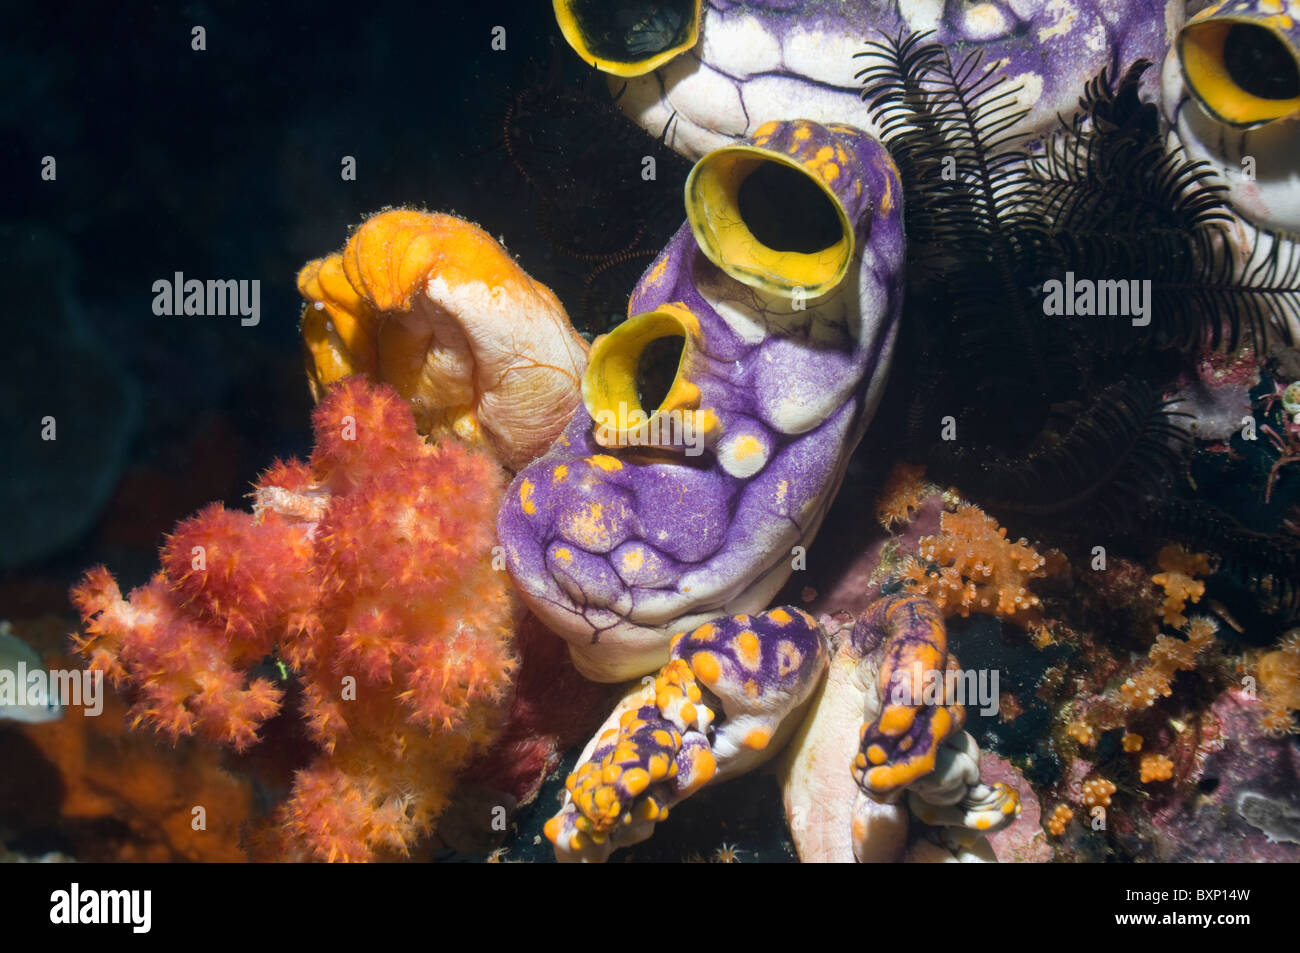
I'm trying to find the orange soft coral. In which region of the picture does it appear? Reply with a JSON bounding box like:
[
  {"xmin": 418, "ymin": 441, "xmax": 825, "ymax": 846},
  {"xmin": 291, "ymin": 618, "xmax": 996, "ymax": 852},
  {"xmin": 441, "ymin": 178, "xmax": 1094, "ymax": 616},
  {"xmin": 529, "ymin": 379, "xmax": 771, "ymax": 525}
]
[
  {"xmin": 1117, "ymin": 616, "xmax": 1217, "ymax": 711},
  {"xmin": 1138, "ymin": 752, "xmax": 1175, "ymax": 783},
  {"xmin": 899, "ymin": 503, "xmax": 1055, "ymax": 627},
  {"xmin": 875, "ymin": 462, "xmax": 928, "ymax": 530},
  {"xmin": 1257, "ymin": 630, "xmax": 1300, "ymax": 736},
  {"xmin": 71, "ymin": 377, "xmax": 518, "ymax": 860},
  {"xmin": 1151, "ymin": 544, "xmax": 1212, "ymax": 628},
  {"xmin": 1046, "ymin": 804, "xmax": 1073, "ymax": 836},
  {"xmin": 1081, "ymin": 777, "xmax": 1117, "ymax": 809}
]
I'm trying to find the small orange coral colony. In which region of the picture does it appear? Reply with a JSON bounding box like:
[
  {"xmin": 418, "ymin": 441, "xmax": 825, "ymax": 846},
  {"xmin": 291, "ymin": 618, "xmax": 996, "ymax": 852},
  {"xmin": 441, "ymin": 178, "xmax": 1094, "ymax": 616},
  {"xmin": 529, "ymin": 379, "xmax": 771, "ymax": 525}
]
[
  {"xmin": 1118, "ymin": 616, "xmax": 1217, "ymax": 710},
  {"xmin": 1138, "ymin": 753, "xmax": 1174, "ymax": 784},
  {"xmin": 1068, "ymin": 720, "xmax": 1095, "ymax": 746},
  {"xmin": 72, "ymin": 377, "xmax": 517, "ymax": 861},
  {"xmin": 900, "ymin": 503, "xmax": 1052, "ymax": 626},
  {"xmin": 1258, "ymin": 630, "xmax": 1300, "ymax": 736},
  {"xmin": 1151, "ymin": 544, "xmax": 1211, "ymax": 628},
  {"xmin": 875, "ymin": 462, "xmax": 928, "ymax": 529},
  {"xmin": 1046, "ymin": 804, "xmax": 1073, "ymax": 836},
  {"xmin": 1081, "ymin": 777, "xmax": 1117, "ymax": 809}
]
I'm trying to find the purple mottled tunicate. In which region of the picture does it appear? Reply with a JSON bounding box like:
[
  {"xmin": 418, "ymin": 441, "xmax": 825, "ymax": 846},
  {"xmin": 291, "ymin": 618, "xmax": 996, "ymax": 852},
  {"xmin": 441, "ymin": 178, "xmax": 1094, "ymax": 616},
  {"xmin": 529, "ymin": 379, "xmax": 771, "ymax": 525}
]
[
  {"xmin": 498, "ymin": 120, "xmax": 905, "ymax": 681},
  {"xmin": 602, "ymin": 0, "xmax": 1183, "ymax": 158}
]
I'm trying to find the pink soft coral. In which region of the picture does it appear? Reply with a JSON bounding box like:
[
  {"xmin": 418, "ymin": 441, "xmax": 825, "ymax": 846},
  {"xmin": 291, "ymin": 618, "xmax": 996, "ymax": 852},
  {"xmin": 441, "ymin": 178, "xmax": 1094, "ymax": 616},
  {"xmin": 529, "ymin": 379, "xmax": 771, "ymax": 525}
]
[{"xmin": 72, "ymin": 377, "xmax": 518, "ymax": 860}]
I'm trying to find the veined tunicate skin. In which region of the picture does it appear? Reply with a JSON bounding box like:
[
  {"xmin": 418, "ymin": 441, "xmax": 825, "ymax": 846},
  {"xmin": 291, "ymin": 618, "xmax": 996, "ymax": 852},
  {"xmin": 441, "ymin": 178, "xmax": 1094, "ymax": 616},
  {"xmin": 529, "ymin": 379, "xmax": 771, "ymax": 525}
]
[
  {"xmin": 497, "ymin": 120, "xmax": 905, "ymax": 682},
  {"xmin": 587, "ymin": 0, "xmax": 1184, "ymax": 159}
]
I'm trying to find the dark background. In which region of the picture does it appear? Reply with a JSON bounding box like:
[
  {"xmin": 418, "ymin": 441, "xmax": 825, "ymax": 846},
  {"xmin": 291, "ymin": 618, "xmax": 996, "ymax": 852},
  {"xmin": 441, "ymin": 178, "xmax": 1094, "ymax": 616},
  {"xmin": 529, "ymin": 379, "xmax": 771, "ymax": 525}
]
[{"xmin": 0, "ymin": 0, "xmax": 580, "ymax": 599}]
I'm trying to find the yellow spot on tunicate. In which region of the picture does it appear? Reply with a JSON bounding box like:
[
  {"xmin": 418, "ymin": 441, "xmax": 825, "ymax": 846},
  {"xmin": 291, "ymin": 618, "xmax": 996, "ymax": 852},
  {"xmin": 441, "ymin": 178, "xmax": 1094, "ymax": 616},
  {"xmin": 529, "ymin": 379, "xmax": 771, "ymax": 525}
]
[
  {"xmin": 756, "ymin": 121, "xmax": 780, "ymax": 137},
  {"xmin": 693, "ymin": 622, "xmax": 717, "ymax": 642},
  {"xmin": 647, "ymin": 256, "xmax": 670, "ymax": 286},
  {"xmin": 680, "ymin": 701, "xmax": 697, "ymax": 724},
  {"xmin": 669, "ymin": 631, "xmax": 685, "ymax": 650},
  {"xmin": 651, "ymin": 730, "xmax": 673, "ymax": 748},
  {"xmin": 793, "ymin": 125, "xmax": 812, "ymax": 140},
  {"xmin": 544, "ymin": 817, "xmax": 563, "ymax": 844},
  {"xmin": 519, "ymin": 479, "xmax": 537, "ymax": 515},
  {"xmin": 815, "ymin": 146, "xmax": 834, "ymax": 163},
  {"xmin": 693, "ymin": 749, "xmax": 717, "ymax": 785},
  {"xmin": 553, "ymin": 464, "xmax": 569, "ymax": 483},
  {"xmin": 768, "ymin": 608, "xmax": 792, "ymax": 625},
  {"xmin": 866, "ymin": 759, "xmax": 929, "ymax": 791},
  {"xmin": 735, "ymin": 630, "xmax": 761, "ymax": 669},
  {"xmin": 775, "ymin": 480, "xmax": 789, "ymax": 506},
  {"xmin": 867, "ymin": 744, "xmax": 887, "ymax": 765},
  {"xmin": 560, "ymin": 501, "xmax": 611, "ymax": 550},
  {"xmin": 602, "ymin": 764, "xmax": 623, "ymax": 784},
  {"xmin": 552, "ymin": 547, "xmax": 572, "ymax": 563},
  {"xmin": 931, "ymin": 706, "xmax": 951, "ymax": 738},
  {"xmin": 692, "ymin": 651, "xmax": 721, "ymax": 683},
  {"xmin": 731, "ymin": 435, "xmax": 763, "ymax": 459},
  {"xmin": 776, "ymin": 640, "xmax": 803, "ymax": 676},
  {"xmin": 621, "ymin": 547, "xmax": 646, "ymax": 572},
  {"xmin": 855, "ymin": 753, "xmax": 868, "ymax": 768},
  {"xmin": 587, "ymin": 454, "xmax": 623, "ymax": 471},
  {"xmin": 744, "ymin": 678, "xmax": 759, "ymax": 698},
  {"xmin": 821, "ymin": 163, "xmax": 839, "ymax": 183},
  {"xmin": 976, "ymin": 816, "xmax": 992, "ymax": 830},
  {"xmin": 694, "ymin": 409, "xmax": 720, "ymax": 433},
  {"xmin": 622, "ymin": 768, "xmax": 650, "ymax": 796},
  {"xmin": 744, "ymin": 727, "xmax": 772, "ymax": 750},
  {"xmin": 878, "ymin": 706, "xmax": 916, "ymax": 736}
]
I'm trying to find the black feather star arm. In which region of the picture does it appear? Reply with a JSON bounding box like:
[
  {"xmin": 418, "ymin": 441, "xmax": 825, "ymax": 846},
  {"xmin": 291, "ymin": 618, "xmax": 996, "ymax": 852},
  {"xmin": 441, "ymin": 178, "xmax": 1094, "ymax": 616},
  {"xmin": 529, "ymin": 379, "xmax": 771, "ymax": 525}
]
[
  {"xmin": 1146, "ymin": 496, "xmax": 1300, "ymax": 620},
  {"xmin": 856, "ymin": 30, "xmax": 1300, "ymax": 620},
  {"xmin": 856, "ymin": 29, "xmax": 1066, "ymax": 440},
  {"xmin": 1030, "ymin": 60, "xmax": 1299, "ymax": 353},
  {"xmin": 936, "ymin": 378, "xmax": 1194, "ymax": 528}
]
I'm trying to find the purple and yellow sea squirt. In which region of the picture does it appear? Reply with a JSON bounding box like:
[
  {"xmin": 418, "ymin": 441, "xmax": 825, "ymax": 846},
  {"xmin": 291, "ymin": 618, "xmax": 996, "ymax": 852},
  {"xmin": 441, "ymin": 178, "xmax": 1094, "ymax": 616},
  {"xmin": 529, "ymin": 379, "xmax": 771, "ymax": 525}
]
[
  {"xmin": 497, "ymin": 120, "xmax": 906, "ymax": 681},
  {"xmin": 553, "ymin": 0, "xmax": 1183, "ymax": 159},
  {"xmin": 545, "ymin": 606, "xmax": 828, "ymax": 862},
  {"xmin": 780, "ymin": 594, "xmax": 1021, "ymax": 862}
]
